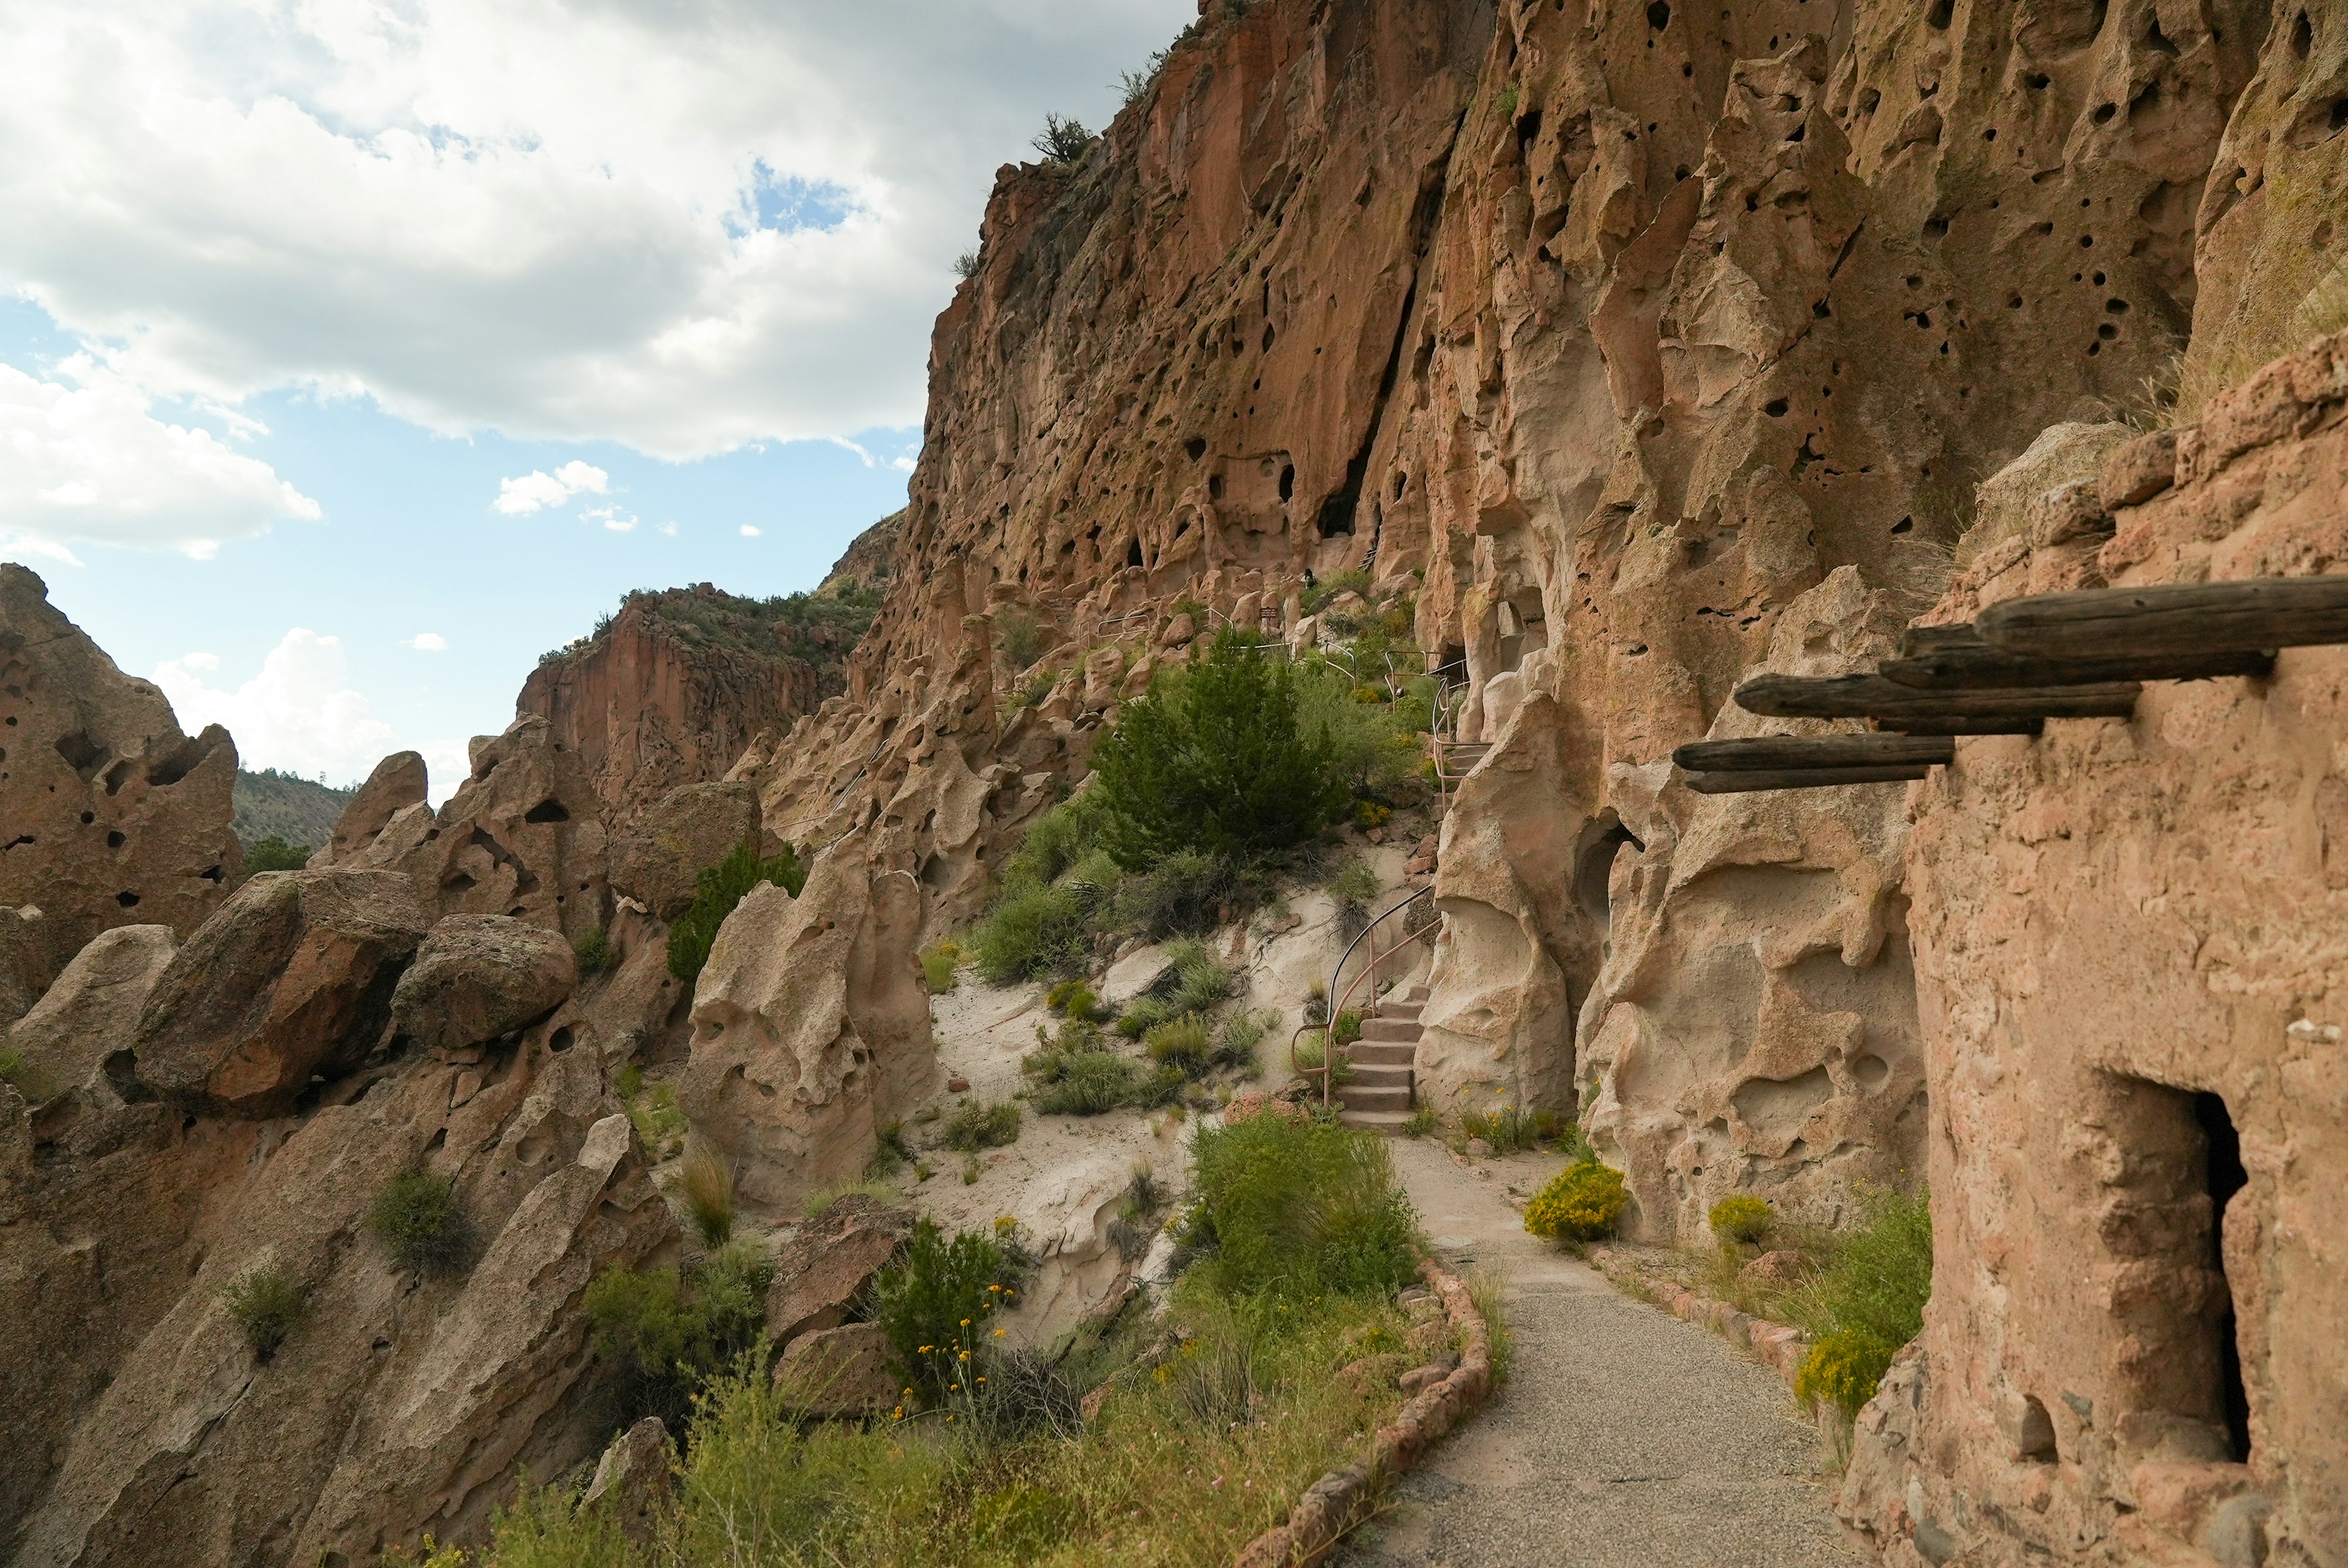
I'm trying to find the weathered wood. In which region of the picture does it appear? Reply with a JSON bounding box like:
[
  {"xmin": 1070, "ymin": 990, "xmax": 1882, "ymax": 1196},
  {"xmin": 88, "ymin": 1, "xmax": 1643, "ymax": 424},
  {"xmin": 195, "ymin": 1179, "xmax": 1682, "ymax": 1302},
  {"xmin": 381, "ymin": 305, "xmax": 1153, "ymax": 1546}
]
[
  {"xmin": 1870, "ymin": 716, "xmax": 2046, "ymax": 736},
  {"xmin": 1673, "ymin": 735, "xmax": 1955, "ymax": 772},
  {"xmin": 1734, "ymin": 672, "xmax": 2140, "ymax": 720},
  {"xmin": 1886, "ymin": 622, "xmax": 2274, "ymax": 688},
  {"xmin": 1976, "ymin": 576, "xmax": 2348, "ymax": 658},
  {"xmin": 1682, "ymin": 765, "xmax": 1932, "ymax": 793}
]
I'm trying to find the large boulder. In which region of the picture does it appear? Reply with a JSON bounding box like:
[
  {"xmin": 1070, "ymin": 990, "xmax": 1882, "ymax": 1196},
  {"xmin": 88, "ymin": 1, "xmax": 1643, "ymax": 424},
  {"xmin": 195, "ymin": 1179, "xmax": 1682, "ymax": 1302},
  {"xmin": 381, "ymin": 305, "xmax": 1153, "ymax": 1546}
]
[
  {"xmin": 4, "ymin": 925, "xmax": 176, "ymax": 1102},
  {"xmin": 316, "ymin": 750, "xmax": 428, "ymax": 866},
  {"xmin": 771, "ymin": 1323, "xmax": 899, "ymax": 1418},
  {"xmin": 131, "ymin": 869, "xmax": 434, "ymax": 1114},
  {"xmin": 764, "ymin": 1191, "xmax": 916, "ymax": 1345},
  {"xmin": 0, "ymin": 565, "xmax": 243, "ymax": 993},
  {"xmin": 390, "ymin": 914, "xmax": 577, "ymax": 1054},
  {"xmin": 609, "ymin": 781, "xmax": 760, "ymax": 919},
  {"xmin": 678, "ymin": 832, "xmax": 939, "ymax": 1209}
]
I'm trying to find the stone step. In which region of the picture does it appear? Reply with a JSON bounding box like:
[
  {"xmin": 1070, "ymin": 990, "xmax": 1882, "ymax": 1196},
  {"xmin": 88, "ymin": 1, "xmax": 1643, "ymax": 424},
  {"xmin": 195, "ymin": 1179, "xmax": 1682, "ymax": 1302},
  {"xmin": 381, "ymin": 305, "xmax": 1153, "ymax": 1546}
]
[
  {"xmin": 1346, "ymin": 1042, "xmax": 1416, "ymax": 1067},
  {"xmin": 1337, "ymin": 1084, "xmax": 1412, "ymax": 1114},
  {"xmin": 1358, "ymin": 1017, "xmax": 1422, "ymax": 1043},
  {"xmin": 1344, "ymin": 1064, "xmax": 1414, "ymax": 1088},
  {"xmin": 1376, "ymin": 1001, "xmax": 1423, "ymax": 1023},
  {"xmin": 1401, "ymin": 984, "xmax": 1430, "ymax": 1003},
  {"xmin": 1338, "ymin": 1109, "xmax": 1414, "ymax": 1135}
]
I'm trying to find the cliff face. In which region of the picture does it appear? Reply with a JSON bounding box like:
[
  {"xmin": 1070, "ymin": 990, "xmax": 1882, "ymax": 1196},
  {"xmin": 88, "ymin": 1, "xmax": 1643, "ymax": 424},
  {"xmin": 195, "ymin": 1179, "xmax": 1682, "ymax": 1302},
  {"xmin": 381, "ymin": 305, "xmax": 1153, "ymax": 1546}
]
[{"xmin": 519, "ymin": 585, "xmax": 868, "ymax": 829}]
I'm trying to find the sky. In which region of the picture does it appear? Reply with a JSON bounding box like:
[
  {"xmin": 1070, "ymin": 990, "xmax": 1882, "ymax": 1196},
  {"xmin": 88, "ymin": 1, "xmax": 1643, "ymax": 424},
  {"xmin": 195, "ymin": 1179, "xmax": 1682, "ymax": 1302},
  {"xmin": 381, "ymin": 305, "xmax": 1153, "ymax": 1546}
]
[{"xmin": 1, "ymin": 0, "xmax": 1192, "ymax": 799}]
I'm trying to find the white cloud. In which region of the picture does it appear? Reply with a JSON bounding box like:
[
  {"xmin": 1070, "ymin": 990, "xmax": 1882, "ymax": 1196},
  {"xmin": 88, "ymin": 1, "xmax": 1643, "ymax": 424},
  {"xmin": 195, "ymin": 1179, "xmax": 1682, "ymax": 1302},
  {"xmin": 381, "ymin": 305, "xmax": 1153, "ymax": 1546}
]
[
  {"xmin": 891, "ymin": 455, "xmax": 917, "ymax": 472},
  {"xmin": 153, "ymin": 629, "xmax": 399, "ymax": 785},
  {"xmin": 408, "ymin": 631, "xmax": 447, "ymax": 652},
  {"xmin": 0, "ymin": 355, "xmax": 319, "ymax": 561},
  {"xmin": 658, "ymin": 520, "xmax": 679, "ymax": 537},
  {"xmin": 739, "ymin": 524, "xmax": 762, "ymax": 537},
  {"xmin": 582, "ymin": 504, "xmax": 637, "ymax": 532},
  {"xmin": 493, "ymin": 460, "xmax": 608, "ymax": 515},
  {"xmin": 0, "ymin": 1, "xmax": 1193, "ymax": 459}
]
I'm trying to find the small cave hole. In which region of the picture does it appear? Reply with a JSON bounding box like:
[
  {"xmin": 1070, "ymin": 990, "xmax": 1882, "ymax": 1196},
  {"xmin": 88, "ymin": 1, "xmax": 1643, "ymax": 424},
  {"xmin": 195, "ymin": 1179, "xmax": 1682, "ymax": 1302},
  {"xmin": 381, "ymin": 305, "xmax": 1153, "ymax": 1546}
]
[
  {"xmin": 2290, "ymin": 12, "xmax": 2312, "ymax": 59},
  {"xmin": 1645, "ymin": 0, "xmax": 1670, "ymax": 28},
  {"xmin": 1924, "ymin": 213, "xmax": 1951, "ymax": 239},
  {"xmin": 2025, "ymin": 72, "xmax": 2051, "ymax": 89},
  {"xmin": 79, "ymin": 810, "xmax": 94, "ymax": 825},
  {"xmin": 1852, "ymin": 1052, "xmax": 1891, "ymax": 1088},
  {"xmin": 116, "ymin": 891, "xmax": 140, "ymax": 908},
  {"xmin": 1925, "ymin": 0, "xmax": 1953, "ymax": 26},
  {"xmin": 1279, "ymin": 464, "xmax": 1296, "ymax": 502},
  {"xmin": 1392, "ymin": 471, "xmax": 1408, "ymax": 500},
  {"xmin": 549, "ymin": 1026, "xmax": 575, "ymax": 1055},
  {"xmin": 106, "ymin": 830, "xmax": 125, "ymax": 848},
  {"xmin": 2093, "ymin": 103, "xmax": 2117, "ymax": 125},
  {"xmin": 1208, "ymin": 474, "xmax": 1224, "ymax": 501},
  {"xmin": 1184, "ymin": 436, "xmax": 1206, "ymax": 461},
  {"xmin": 1891, "ymin": 516, "xmax": 1915, "ymax": 534},
  {"xmin": 1764, "ymin": 397, "xmax": 1790, "ymax": 417},
  {"xmin": 1261, "ymin": 323, "xmax": 1276, "ymax": 352},
  {"xmin": 2195, "ymin": 1091, "xmax": 2253, "ymax": 1462},
  {"xmin": 523, "ymin": 798, "xmax": 570, "ymax": 824},
  {"xmin": 199, "ymin": 864, "xmax": 224, "ymax": 883}
]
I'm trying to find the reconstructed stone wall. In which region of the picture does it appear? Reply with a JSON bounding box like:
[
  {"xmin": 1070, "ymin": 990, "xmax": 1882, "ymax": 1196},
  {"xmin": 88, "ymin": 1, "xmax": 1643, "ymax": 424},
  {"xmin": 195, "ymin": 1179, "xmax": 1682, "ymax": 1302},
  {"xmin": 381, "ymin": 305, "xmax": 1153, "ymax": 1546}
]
[{"xmin": 1840, "ymin": 333, "xmax": 2348, "ymax": 1568}]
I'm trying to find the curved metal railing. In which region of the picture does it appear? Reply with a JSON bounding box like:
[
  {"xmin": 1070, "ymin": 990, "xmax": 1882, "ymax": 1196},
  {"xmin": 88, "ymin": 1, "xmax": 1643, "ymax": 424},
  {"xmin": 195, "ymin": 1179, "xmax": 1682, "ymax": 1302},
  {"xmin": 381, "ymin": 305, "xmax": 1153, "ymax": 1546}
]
[{"xmin": 1289, "ymin": 883, "xmax": 1441, "ymax": 1106}]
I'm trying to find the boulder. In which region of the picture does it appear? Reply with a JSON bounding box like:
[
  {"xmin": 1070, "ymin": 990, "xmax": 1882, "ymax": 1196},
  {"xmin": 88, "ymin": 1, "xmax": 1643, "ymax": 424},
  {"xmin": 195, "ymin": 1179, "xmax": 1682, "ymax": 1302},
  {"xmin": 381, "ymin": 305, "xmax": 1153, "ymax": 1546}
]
[
  {"xmin": 4, "ymin": 925, "xmax": 175, "ymax": 1101},
  {"xmin": 609, "ymin": 781, "xmax": 760, "ymax": 919},
  {"xmin": 316, "ymin": 751, "xmax": 427, "ymax": 866},
  {"xmin": 765, "ymin": 1192, "xmax": 916, "ymax": 1345},
  {"xmin": 771, "ymin": 1323, "xmax": 899, "ymax": 1418},
  {"xmin": 1740, "ymin": 1250, "xmax": 1815, "ymax": 1290},
  {"xmin": 580, "ymin": 1417, "xmax": 673, "ymax": 1544},
  {"xmin": 678, "ymin": 833, "xmax": 939, "ymax": 1208},
  {"xmin": 0, "ymin": 565, "xmax": 243, "ymax": 993},
  {"xmin": 131, "ymin": 869, "xmax": 434, "ymax": 1113},
  {"xmin": 390, "ymin": 914, "xmax": 577, "ymax": 1054}
]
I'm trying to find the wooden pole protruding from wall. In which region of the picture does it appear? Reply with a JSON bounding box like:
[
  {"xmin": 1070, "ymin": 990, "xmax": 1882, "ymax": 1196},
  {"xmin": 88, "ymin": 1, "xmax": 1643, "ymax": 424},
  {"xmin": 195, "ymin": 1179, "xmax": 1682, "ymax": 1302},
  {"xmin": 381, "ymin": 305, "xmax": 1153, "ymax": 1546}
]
[
  {"xmin": 1682, "ymin": 765, "xmax": 1934, "ymax": 793},
  {"xmin": 1885, "ymin": 624, "xmax": 2275, "ymax": 689},
  {"xmin": 1673, "ymin": 735, "xmax": 1955, "ymax": 772},
  {"xmin": 1733, "ymin": 672, "xmax": 2140, "ymax": 721},
  {"xmin": 1977, "ymin": 576, "xmax": 2348, "ymax": 660}
]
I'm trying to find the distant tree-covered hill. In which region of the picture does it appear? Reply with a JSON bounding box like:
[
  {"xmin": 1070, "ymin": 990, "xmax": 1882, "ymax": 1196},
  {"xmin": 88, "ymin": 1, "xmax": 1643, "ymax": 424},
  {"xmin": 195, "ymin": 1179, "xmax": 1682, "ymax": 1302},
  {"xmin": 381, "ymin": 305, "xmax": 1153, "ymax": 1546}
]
[{"xmin": 232, "ymin": 768, "xmax": 355, "ymax": 850}]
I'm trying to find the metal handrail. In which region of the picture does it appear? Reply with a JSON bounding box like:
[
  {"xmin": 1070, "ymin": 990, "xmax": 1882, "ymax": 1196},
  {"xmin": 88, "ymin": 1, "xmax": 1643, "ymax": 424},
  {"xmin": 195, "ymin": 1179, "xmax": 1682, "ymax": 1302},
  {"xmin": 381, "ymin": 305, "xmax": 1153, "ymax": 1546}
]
[{"xmin": 1288, "ymin": 884, "xmax": 1440, "ymax": 1106}]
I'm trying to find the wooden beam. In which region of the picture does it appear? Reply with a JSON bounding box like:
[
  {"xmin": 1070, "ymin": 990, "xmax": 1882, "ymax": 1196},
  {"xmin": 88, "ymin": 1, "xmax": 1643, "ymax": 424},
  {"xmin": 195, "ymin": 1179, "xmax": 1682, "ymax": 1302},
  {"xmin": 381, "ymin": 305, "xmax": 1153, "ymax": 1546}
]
[
  {"xmin": 1977, "ymin": 576, "xmax": 2348, "ymax": 659},
  {"xmin": 1870, "ymin": 716, "xmax": 2046, "ymax": 736},
  {"xmin": 1682, "ymin": 764, "xmax": 1933, "ymax": 793},
  {"xmin": 1734, "ymin": 672, "xmax": 2140, "ymax": 720},
  {"xmin": 1673, "ymin": 735, "xmax": 1955, "ymax": 772},
  {"xmin": 1886, "ymin": 622, "xmax": 2273, "ymax": 688}
]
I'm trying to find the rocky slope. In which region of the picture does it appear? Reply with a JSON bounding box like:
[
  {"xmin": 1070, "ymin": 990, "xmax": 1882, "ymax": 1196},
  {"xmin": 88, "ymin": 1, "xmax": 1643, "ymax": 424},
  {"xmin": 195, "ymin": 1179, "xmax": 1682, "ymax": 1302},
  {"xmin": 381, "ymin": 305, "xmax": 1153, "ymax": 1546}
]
[{"xmin": 230, "ymin": 769, "xmax": 355, "ymax": 850}]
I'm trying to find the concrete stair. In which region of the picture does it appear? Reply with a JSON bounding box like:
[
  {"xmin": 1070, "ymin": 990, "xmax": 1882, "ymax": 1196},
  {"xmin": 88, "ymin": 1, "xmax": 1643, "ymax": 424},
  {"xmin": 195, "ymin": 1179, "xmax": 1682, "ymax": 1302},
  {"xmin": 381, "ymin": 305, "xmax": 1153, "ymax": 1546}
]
[{"xmin": 1337, "ymin": 984, "xmax": 1428, "ymax": 1133}]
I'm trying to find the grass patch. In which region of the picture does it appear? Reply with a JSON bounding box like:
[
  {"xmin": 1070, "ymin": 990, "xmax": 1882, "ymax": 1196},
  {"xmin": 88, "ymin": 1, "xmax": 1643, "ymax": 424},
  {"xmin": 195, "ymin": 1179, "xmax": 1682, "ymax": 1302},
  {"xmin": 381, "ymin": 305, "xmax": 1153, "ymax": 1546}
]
[
  {"xmin": 572, "ymin": 926, "xmax": 616, "ymax": 976},
  {"xmin": 1467, "ymin": 1263, "xmax": 1512, "ymax": 1384},
  {"xmin": 220, "ymin": 1265, "xmax": 307, "ymax": 1361},
  {"xmin": 583, "ymin": 1240, "xmax": 775, "ymax": 1429},
  {"xmin": 801, "ymin": 1177, "xmax": 904, "ymax": 1221},
  {"xmin": 621, "ymin": 1073, "xmax": 688, "ymax": 1162},
  {"xmin": 1178, "ymin": 1112, "xmax": 1420, "ymax": 1299},
  {"xmin": 667, "ymin": 842, "xmax": 808, "ymax": 984},
  {"xmin": 677, "ymin": 1141, "xmax": 736, "ymax": 1247},
  {"xmin": 1789, "ymin": 1189, "xmax": 1932, "ymax": 1417},
  {"xmin": 367, "ymin": 1168, "xmax": 466, "ymax": 1275},
  {"xmin": 921, "ymin": 941, "xmax": 964, "ymax": 993},
  {"xmin": 1029, "ymin": 1051, "xmax": 1139, "ymax": 1116},
  {"xmin": 1709, "ymin": 1196, "xmax": 1774, "ymax": 1246}
]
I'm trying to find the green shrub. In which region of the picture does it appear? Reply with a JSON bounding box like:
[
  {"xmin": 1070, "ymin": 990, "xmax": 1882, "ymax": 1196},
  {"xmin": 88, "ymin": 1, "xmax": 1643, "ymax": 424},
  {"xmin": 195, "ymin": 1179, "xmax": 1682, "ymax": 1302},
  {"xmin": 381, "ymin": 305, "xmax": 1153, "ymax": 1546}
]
[
  {"xmin": 1403, "ymin": 1105, "xmax": 1440, "ymax": 1138},
  {"xmin": 1456, "ymin": 1103, "xmax": 1543, "ymax": 1155},
  {"xmin": 243, "ymin": 835, "xmax": 313, "ymax": 872},
  {"xmin": 1214, "ymin": 1008, "xmax": 1272, "ymax": 1073},
  {"xmin": 920, "ymin": 941, "xmax": 962, "ymax": 993},
  {"xmin": 941, "ymin": 1099, "xmax": 1021, "ymax": 1151},
  {"xmin": 667, "ymin": 842, "xmax": 808, "ymax": 984},
  {"xmin": 571, "ymin": 926, "xmax": 616, "ymax": 976},
  {"xmin": 1088, "ymin": 631, "xmax": 1349, "ymax": 869},
  {"xmin": 1031, "ymin": 112, "xmax": 1092, "ymax": 163},
  {"xmin": 584, "ymin": 1240, "xmax": 775, "ymax": 1424},
  {"xmin": 996, "ymin": 605, "xmax": 1049, "ymax": 671},
  {"xmin": 1710, "ymin": 1196, "xmax": 1776, "ymax": 1246},
  {"xmin": 1165, "ymin": 939, "xmax": 1234, "ymax": 1013},
  {"xmin": 1120, "ymin": 848, "xmax": 1236, "ymax": 939},
  {"xmin": 1798, "ymin": 1328, "xmax": 1905, "ymax": 1419},
  {"xmin": 1030, "ymin": 1052, "xmax": 1135, "ymax": 1116},
  {"xmin": 1326, "ymin": 861, "xmax": 1381, "ymax": 934},
  {"xmin": 1130, "ymin": 1062, "xmax": 1192, "ymax": 1109},
  {"xmin": 623, "ymin": 1079, "xmax": 687, "ymax": 1160},
  {"xmin": 801, "ymin": 1177, "xmax": 902, "ymax": 1220},
  {"xmin": 1180, "ymin": 1111, "xmax": 1421, "ymax": 1298},
  {"xmin": 367, "ymin": 1168, "xmax": 465, "ymax": 1275},
  {"xmin": 971, "ymin": 882, "xmax": 1090, "ymax": 984},
  {"xmin": 1331, "ymin": 1009, "xmax": 1362, "ymax": 1047},
  {"xmin": 1046, "ymin": 979, "xmax": 1101, "ymax": 1018},
  {"xmin": 1145, "ymin": 1015, "xmax": 1214, "ymax": 1075},
  {"xmin": 1300, "ymin": 569, "xmax": 1372, "ymax": 614},
  {"xmin": 868, "ymin": 1217, "xmax": 1017, "ymax": 1401},
  {"xmin": 220, "ymin": 1265, "xmax": 307, "ymax": 1361},
  {"xmin": 1524, "ymin": 1161, "xmax": 1628, "ymax": 1244},
  {"xmin": 0, "ymin": 1047, "xmax": 57, "ymax": 1104}
]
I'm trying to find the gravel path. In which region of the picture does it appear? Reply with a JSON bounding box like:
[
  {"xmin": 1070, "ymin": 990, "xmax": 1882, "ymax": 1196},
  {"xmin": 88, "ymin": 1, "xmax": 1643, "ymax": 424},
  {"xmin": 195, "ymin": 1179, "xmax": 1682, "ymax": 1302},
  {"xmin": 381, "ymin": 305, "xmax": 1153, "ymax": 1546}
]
[{"xmin": 1339, "ymin": 1140, "xmax": 1864, "ymax": 1568}]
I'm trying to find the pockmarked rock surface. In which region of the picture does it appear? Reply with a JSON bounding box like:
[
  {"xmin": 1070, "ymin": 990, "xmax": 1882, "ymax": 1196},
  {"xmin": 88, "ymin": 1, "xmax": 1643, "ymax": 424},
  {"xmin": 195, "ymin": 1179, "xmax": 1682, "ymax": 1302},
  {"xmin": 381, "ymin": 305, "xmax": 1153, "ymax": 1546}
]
[
  {"xmin": 131, "ymin": 869, "xmax": 435, "ymax": 1115},
  {"xmin": 390, "ymin": 914, "xmax": 578, "ymax": 1055},
  {"xmin": 678, "ymin": 832, "xmax": 940, "ymax": 1211},
  {"xmin": 0, "ymin": 565, "xmax": 243, "ymax": 992},
  {"xmin": 1839, "ymin": 330, "xmax": 2348, "ymax": 1568},
  {"xmin": 772, "ymin": 1322, "xmax": 901, "ymax": 1419},
  {"xmin": 765, "ymin": 1191, "xmax": 916, "ymax": 1347},
  {"xmin": 609, "ymin": 780, "xmax": 762, "ymax": 920}
]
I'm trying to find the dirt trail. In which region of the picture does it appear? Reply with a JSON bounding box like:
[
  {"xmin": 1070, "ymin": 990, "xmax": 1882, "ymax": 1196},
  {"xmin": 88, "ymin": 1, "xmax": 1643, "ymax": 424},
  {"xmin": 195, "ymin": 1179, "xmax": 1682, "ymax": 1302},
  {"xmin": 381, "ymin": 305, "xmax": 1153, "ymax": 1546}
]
[{"xmin": 1341, "ymin": 1139, "xmax": 1863, "ymax": 1568}]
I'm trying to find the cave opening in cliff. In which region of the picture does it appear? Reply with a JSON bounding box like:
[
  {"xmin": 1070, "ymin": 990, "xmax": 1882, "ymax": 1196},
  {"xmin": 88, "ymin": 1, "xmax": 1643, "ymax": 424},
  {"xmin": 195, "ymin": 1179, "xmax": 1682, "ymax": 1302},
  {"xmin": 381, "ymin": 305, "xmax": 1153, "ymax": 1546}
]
[
  {"xmin": 2195, "ymin": 1089, "xmax": 2253, "ymax": 1462},
  {"xmin": 1575, "ymin": 815, "xmax": 1642, "ymax": 930}
]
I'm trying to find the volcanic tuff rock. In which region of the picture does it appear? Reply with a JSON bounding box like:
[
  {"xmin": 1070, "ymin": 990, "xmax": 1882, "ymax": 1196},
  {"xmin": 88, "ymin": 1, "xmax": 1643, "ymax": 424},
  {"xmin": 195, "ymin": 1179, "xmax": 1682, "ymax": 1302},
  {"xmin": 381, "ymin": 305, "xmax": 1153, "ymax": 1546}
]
[
  {"xmin": 388, "ymin": 913, "xmax": 578, "ymax": 1055},
  {"xmin": 608, "ymin": 779, "xmax": 762, "ymax": 919},
  {"xmin": 519, "ymin": 586, "xmax": 868, "ymax": 830},
  {"xmin": 764, "ymin": 1190, "xmax": 917, "ymax": 1346},
  {"xmin": 131, "ymin": 868, "xmax": 435, "ymax": 1116},
  {"xmin": 1839, "ymin": 329, "xmax": 2348, "ymax": 1568},
  {"xmin": 318, "ymin": 749, "xmax": 429, "ymax": 864},
  {"xmin": 0, "ymin": 564, "xmax": 243, "ymax": 997},
  {"xmin": 1, "ymin": 924, "xmax": 176, "ymax": 1106}
]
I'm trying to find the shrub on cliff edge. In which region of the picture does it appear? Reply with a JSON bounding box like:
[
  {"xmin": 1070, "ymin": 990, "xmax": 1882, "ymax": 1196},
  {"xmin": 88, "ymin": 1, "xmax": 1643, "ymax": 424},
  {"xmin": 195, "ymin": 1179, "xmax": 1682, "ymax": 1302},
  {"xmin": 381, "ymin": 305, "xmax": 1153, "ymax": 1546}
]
[{"xmin": 667, "ymin": 841, "xmax": 808, "ymax": 984}]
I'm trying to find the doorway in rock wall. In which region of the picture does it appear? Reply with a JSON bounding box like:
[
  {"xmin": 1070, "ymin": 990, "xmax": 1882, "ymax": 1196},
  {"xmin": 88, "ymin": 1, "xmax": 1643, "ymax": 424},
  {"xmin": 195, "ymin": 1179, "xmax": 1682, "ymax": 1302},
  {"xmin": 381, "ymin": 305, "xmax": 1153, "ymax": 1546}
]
[
  {"xmin": 1574, "ymin": 812, "xmax": 1643, "ymax": 950},
  {"xmin": 2195, "ymin": 1090, "xmax": 2253, "ymax": 1462}
]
